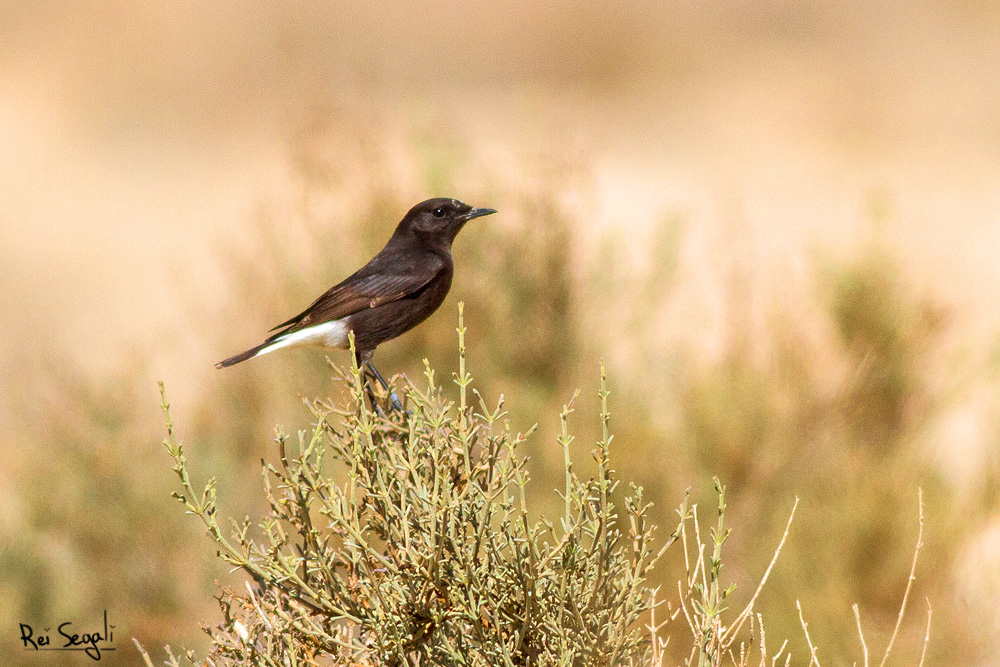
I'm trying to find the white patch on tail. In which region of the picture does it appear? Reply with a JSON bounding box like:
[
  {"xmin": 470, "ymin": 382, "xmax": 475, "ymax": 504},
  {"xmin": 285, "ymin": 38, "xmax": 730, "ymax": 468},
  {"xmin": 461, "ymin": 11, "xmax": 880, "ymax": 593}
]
[{"xmin": 254, "ymin": 319, "xmax": 349, "ymax": 359}]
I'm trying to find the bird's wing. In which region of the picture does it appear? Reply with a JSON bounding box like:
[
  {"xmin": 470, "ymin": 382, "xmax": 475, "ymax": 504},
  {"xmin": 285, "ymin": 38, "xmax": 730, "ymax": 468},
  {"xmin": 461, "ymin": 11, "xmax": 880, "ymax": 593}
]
[{"xmin": 267, "ymin": 257, "xmax": 446, "ymax": 339}]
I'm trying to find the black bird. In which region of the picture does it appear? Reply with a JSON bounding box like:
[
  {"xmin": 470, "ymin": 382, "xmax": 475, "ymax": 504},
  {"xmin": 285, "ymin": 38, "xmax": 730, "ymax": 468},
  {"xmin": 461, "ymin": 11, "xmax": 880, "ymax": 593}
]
[{"xmin": 216, "ymin": 198, "xmax": 496, "ymax": 411}]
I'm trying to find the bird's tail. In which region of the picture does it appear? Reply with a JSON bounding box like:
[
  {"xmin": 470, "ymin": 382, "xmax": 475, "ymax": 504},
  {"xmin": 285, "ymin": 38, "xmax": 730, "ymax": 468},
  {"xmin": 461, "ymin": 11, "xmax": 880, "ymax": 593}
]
[{"xmin": 215, "ymin": 342, "xmax": 270, "ymax": 369}]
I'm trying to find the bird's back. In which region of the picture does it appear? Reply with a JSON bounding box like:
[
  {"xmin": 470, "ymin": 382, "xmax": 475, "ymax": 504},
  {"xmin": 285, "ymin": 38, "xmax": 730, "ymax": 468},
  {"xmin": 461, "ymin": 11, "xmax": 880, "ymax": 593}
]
[{"xmin": 270, "ymin": 231, "xmax": 450, "ymax": 336}]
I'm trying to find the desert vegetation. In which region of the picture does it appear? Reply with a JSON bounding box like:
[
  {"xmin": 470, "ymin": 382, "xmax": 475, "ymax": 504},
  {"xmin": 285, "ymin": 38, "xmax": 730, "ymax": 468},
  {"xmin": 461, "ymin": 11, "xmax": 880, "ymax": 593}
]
[{"xmin": 138, "ymin": 308, "xmax": 928, "ymax": 665}]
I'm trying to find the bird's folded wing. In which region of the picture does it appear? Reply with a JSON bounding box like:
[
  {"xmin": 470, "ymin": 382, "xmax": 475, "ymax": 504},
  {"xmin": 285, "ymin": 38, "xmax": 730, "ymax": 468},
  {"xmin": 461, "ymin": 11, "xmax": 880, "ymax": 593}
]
[{"xmin": 267, "ymin": 263, "xmax": 444, "ymax": 339}]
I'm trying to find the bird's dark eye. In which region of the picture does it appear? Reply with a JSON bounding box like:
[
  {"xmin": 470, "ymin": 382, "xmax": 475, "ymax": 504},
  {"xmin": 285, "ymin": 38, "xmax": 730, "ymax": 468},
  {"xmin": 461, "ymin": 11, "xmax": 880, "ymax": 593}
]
[{"xmin": 432, "ymin": 207, "xmax": 446, "ymax": 218}]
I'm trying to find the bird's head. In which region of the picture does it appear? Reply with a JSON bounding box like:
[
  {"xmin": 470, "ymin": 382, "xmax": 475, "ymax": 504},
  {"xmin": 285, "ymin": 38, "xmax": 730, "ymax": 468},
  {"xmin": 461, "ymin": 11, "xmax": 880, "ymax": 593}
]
[{"xmin": 399, "ymin": 198, "xmax": 496, "ymax": 244}]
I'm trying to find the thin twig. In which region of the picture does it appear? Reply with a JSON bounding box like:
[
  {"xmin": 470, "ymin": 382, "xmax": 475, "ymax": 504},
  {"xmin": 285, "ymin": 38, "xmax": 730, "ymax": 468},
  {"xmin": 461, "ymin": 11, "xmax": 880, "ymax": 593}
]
[
  {"xmin": 770, "ymin": 639, "xmax": 788, "ymax": 667},
  {"xmin": 878, "ymin": 487, "xmax": 924, "ymax": 667},
  {"xmin": 756, "ymin": 613, "xmax": 766, "ymax": 667},
  {"xmin": 852, "ymin": 604, "xmax": 869, "ymax": 667},
  {"xmin": 723, "ymin": 496, "xmax": 799, "ymax": 644},
  {"xmin": 797, "ymin": 600, "xmax": 821, "ymax": 667},
  {"xmin": 917, "ymin": 598, "xmax": 932, "ymax": 667},
  {"xmin": 133, "ymin": 639, "xmax": 155, "ymax": 667}
]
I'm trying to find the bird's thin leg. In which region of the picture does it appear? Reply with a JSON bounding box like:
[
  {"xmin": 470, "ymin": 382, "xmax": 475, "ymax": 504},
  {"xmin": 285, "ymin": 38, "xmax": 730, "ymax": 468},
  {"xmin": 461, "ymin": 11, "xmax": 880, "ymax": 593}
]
[
  {"xmin": 354, "ymin": 350, "xmax": 386, "ymax": 416},
  {"xmin": 363, "ymin": 379, "xmax": 386, "ymax": 418},
  {"xmin": 364, "ymin": 359, "xmax": 404, "ymax": 412}
]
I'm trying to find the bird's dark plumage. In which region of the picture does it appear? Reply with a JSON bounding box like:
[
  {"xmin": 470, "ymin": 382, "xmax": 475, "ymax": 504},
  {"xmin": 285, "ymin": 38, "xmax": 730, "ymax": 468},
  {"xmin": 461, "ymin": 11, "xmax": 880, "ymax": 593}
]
[{"xmin": 216, "ymin": 198, "xmax": 495, "ymax": 373}]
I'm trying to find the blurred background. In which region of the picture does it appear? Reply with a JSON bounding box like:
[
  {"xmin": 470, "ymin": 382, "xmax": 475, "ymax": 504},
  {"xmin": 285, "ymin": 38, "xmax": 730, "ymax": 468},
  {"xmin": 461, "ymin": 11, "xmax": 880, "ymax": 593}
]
[{"xmin": 2, "ymin": 1, "xmax": 1000, "ymax": 664}]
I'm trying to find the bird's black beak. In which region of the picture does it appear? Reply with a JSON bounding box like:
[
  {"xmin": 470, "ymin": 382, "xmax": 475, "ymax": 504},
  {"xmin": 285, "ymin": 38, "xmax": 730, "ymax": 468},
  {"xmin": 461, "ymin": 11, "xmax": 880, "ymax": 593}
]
[{"xmin": 462, "ymin": 207, "xmax": 497, "ymax": 221}]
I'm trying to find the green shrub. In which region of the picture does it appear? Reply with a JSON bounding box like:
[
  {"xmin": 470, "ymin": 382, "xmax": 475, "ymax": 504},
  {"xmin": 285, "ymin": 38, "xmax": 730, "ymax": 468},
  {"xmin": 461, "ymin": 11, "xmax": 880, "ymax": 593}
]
[
  {"xmin": 142, "ymin": 306, "xmax": 931, "ymax": 667},
  {"xmin": 153, "ymin": 308, "xmax": 676, "ymax": 666}
]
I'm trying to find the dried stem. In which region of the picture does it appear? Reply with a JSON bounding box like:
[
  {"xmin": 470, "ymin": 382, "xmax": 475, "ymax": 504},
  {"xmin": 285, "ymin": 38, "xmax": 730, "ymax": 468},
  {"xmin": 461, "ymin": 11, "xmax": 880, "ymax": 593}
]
[{"xmin": 878, "ymin": 487, "xmax": 925, "ymax": 667}]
